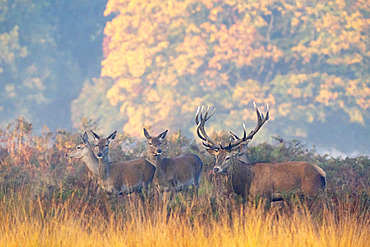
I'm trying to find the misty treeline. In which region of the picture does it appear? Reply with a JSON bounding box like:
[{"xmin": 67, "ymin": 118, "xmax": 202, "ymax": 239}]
[
  {"xmin": 0, "ymin": 0, "xmax": 369, "ymax": 154},
  {"xmin": 0, "ymin": 0, "xmax": 108, "ymax": 130}
]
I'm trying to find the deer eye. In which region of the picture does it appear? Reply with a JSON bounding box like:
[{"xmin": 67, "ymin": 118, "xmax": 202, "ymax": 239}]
[
  {"xmin": 148, "ymin": 142, "xmax": 153, "ymax": 146},
  {"xmin": 77, "ymin": 146, "xmax": 81, "ymax": 149}
]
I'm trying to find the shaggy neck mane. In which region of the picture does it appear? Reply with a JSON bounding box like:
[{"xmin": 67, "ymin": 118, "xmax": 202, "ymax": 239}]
[{"xmin": 229, "ymin": 159, "xmax": 253, "ymax": 198}]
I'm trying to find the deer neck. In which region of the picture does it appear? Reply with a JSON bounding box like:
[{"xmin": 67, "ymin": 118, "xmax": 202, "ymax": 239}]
[
  {"xmin": 81, "ymin": 147, "xmax": 100, "ymax": 177},
  {"xmin": 229, "ymin": 158, "xmax": 253, "ymax": 197},
  {"xmin": 151, "ymin": 154, "xmax": 166, "ymax": 171},
  {"xmin": 231, "ymin": 158, "xmax": 251, "ymax": 175},
  {"xmin": 98, "ymin": 156, "xmax": 110, "ymax": 180},
  {"xmin": 97, "ymin": 158, "xmax": 111, "ymax": 192},
  {"xmin": 155, "ymin": 154, "xmax": 163, "ymax": 165}
]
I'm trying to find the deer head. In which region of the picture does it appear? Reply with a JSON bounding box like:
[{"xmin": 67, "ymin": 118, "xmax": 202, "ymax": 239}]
[
  {"xmin": 90, "ymin": 130, "xmax": 117, "ymax": 160},
  {"xmin": 195, "ymin": 103, "xmax": 269, "ymax": 173},
  {"xmin": 143, "ymin": 128, "xmax": 168, "ymax": 160},
  {"xmin": 67, "ymin": 132, "xmax": 91, "ymax": 159}
]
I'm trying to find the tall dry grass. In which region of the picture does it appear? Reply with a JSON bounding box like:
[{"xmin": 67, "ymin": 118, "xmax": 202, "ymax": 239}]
[{"xmin": 0, "ymin": 185, "xmax": 368, "ymax": 247}]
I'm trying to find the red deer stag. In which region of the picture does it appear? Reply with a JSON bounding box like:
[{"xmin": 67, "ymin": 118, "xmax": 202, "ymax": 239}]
[
  {"xmin": 85, "ymin": 130, "xmax": 156, "ymax": 195},
  {"xmin": 195, "ymin": 104, "xmax": 326, "ymax": 202},
  {"xmin": 143, "ymin": 128, "xmax": 203, "ymax": 192}
]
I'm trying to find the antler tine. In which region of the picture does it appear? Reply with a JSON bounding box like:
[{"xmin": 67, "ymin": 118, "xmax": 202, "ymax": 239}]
[
  {"xmin": 195, "ymin": 106, "xmax": 206, "ymax": 141},
  {"xmin": 195, "ymin": 106, "xmax": 201, "ymax": 126},
  {"xmin": 205, "ymin": 105, "xmax": 216, "ymax": 121},
  {"xmin": 244, "ymin": 102, "xmax": 269, "ymax": 141},
  {"xmin": 221, "ymin": 102, "xmax": 269, "ymax": 150},
  {"xmin": 195, "ymin": 105, "xmax": 220, "ymax": 150},
  {"xmin": 230, "ymin": 131, "xmax": 239, "ymax": 140},
  {"xmin": 195, "ymin": 105, "xmax": 215, "ymax": 125},
  {"xmin": 221, "ymin": 123, "xmax": 247, "ymax": 149}
]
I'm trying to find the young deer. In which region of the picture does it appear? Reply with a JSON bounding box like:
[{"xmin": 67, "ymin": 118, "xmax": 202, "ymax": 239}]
[
  {"xmin": 143, "ymin": 128, "xmax": 203, "ymax": 192},
  {"xmin": 66, "ymin": 132, "xmax": 100, "ymax": 183},
  {"xmin": 195, "ymin": 104, "xmax": 326, "ymax": 202},
  {"xmin": 68, "ymin": 131, "xmax": 156, "ymax": 195}
]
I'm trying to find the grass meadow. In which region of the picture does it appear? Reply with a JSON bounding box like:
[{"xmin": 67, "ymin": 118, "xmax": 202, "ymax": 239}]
[{"xmin": 0, "ymin": 118, "xmax": 369, "ymax": 246}]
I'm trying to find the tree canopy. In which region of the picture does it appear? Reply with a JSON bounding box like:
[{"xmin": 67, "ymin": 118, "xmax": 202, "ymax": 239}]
[
  {"xmin": 84, "ymin": 0, "xmax": 369, "ymax": 152},
  {"xmin": 1, "ymin": 0, "xmax": 368, "ymax": 154}
]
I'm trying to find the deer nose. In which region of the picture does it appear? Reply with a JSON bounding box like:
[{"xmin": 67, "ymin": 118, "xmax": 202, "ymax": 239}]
[
  {"xmin": 157, "ymin": 148, "xmax": 162, "ymax": 154},
  {"xmin": 97, "ymin": 152, "xmax": 103, "ymax": 158},
  {"xmin": 213, "ymin": 167, "xmax": 220, "ymax": 173}
]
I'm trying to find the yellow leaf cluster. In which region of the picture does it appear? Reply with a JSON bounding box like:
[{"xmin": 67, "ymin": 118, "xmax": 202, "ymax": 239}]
[
  {"xmin": 232, "ymin": 80, "xmax": 274, "ymax": 112},
  {"xmin": 106, "ymin": 85, "xmax": 124, "ymax": 106},
  {"xmin": 346, "ymin": 79, "xmax": 370, "ymax": 110},
  {"xmin": 173, "ymin": 35, "xmax": 208, "ymax": 76},
  {"xmin": 210, "ymin": 23, "xmax": 257, "ymax": 68},
  {"xmin": 344, "ymin": 107, "xmax": 364, "ymax": 124},
  {"xmin": 278, "ymin": 102, "xmax": 292, "ymax": 117},
  {"xmin": 209, "ymin": 6, "xmax": 223, "ymax": 22},
  {"xmin": 289, "ymin": 1, "xmax": 368, "ymax": 64}
]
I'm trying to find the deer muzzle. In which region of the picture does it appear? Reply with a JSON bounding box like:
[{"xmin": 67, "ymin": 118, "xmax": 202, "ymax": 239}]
[
  {"xmin": 97, "ymin": 152, "xmax": 103, "ymax": 159},
  {"xmin": 155, "ymin": 148, "xmax": 162, "ymax": 156},
  {"xmin": 213, "ymin": 166, "xmax": 227, "ymax": 174},
  {"xmin": 213, "ymin": 166, "xmax": 221, "ymax": 173}
]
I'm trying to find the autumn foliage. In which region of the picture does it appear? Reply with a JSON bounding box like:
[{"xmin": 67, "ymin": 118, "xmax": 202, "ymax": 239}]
[{"xmin": 98, "ymin": 0, "xmax": 369, "ymax": 143}]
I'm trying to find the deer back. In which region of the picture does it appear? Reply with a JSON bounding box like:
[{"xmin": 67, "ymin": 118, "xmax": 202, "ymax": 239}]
[
  {"xmin": 230, "ymin": 161, "xmax": 326, "ymax": 200},
  {"xmin": 109, "ymin": 159, "xmax": 156, "ymax": 189},
  {"xmin": 155, "ymin": 154, "xmax": 202, "ymax": 188}
]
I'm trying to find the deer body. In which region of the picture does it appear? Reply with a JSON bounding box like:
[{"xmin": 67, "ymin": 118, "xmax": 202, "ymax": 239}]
[
  {"xmin": 68, "ymin": 131, "xmax": 156, "ymax": 195},
  {"xmin": 98, "ymin": 158, "xmax": 156, "ymax": 194},
  {"xmin": 150, "ymin": 154, "xmax": 203, "ymax": 191},
  {"xmin": 144, "ymin": 129, "xmax": 203, "ymax": 192},
  {"xmin": 195, "ymin": 103, "xmax": 326, "ymax": 202},
  {"xmin": 224, "ymin": 159, "xmax": 326, "ymax": 200}
]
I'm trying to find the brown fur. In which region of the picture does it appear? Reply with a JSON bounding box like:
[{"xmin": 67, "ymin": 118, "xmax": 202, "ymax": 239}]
[
  {"xmin": 144, "ymin": 128, "xmax": 203, "ymax": 192},
  {"xmin": 91, "ymin": 130, "xmax": 156, "ymax": 195},
  {"xmin": 219, "ymin": 155, "xmax": 326, "ymax": 201},
  {"xmin": 98, "ymin": 158, "xmax": 156, "ymax": 194}
]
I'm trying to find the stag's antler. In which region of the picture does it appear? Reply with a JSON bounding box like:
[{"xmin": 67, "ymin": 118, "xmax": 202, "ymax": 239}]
[
  {"xmin": 196, "ymin": 102, "xmax": 269, "ymax": 151},
  {"xmin": 195, "ymin": 105, "xmax": 219, "ymax": 150},
  {"xmin": 225, "ymin": 102, "xmax": 269, "ymax": 150}
]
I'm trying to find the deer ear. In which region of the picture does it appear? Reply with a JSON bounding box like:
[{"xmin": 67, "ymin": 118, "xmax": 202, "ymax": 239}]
[
  {"xmin": 237, "ymin": 154, "xmax": 249, "ymax": 163},
  {"xmin": 108, "ymin": 130, "xmax": 117, "ymax": 141},
  {"xmin": 158, "ymin": 130, "xmax": 168, "ymax": 140},
  {"xmin": 143, "ymin": 128, "xmax": 151, "ymax": 139},
  {"xmin": 81, "ymin": 132, "xmax": 89, "ymax": 144},
  {"xmin": 240, "ymin": 141, "xmax": 249, "ymax": 153},
  {"xmin": 90, "ymin": 130, "xmax": 100, "ymax": 141}
]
